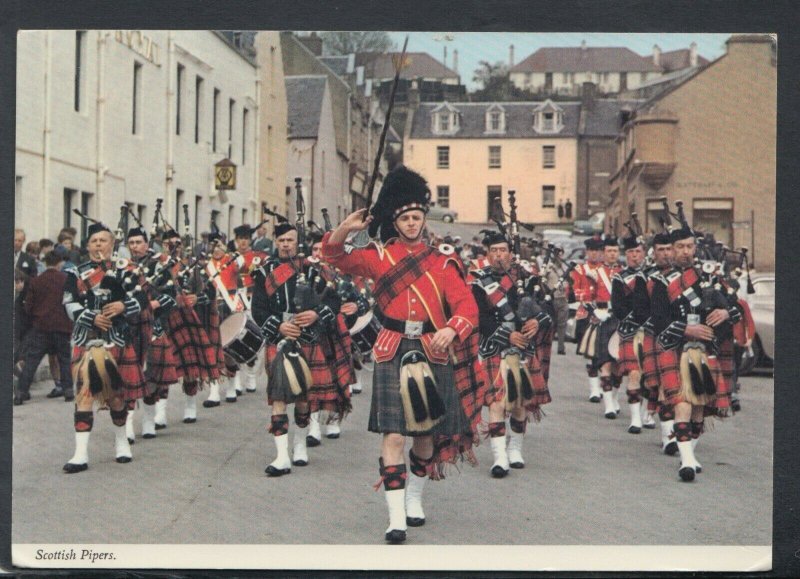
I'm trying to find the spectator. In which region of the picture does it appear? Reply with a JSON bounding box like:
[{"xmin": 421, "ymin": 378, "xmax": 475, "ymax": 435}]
[
  {"xmin": 564, "ymin": 199, "xmax": 573, "ymax": 220},
  {"xmin": 13, "ymin": 268, "xmax": 31, "ymax": 378},
  {"xmin": 14, "ymin": 229, "xmax": 37, "ymax": 277},
  {"xmin": 14, "ymin": 251, "xmax": 75, "ymax": 405},
  {"xmin": 252, "ymin": 223, "xmax": 273, "ymax": 254},
  {"xmin": 194, "ymin": 231, "xmax": 211, "ymax": 258},
  {"xmin": 56, "ymin": 232, "xmax": 82, "ymax": 265},
  {"xmin": 37, "ymin": 239, "xmax": 55, "ymax": 274}
]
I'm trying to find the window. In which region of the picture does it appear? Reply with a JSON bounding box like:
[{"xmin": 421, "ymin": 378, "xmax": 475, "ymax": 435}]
[
  {"xmin": 242, "ymin": 108, "xmax": 248, "ymax": 165},
  {"xmin": 488, "ymin": 146, "xmax": 501, "ymax": 169},
  {"xmin": 195, "ymin": 76, "xmax": 203, "ymax": 144},
  {"xmin": 136, "ymin": 204, "xmax": 146, "ymax": 227},
  {"xmin": 132, "ymin": 62, "xmax": 142, "ymax": 134},
  {"xmin": 211, "ymin": 209, "xmax": 221, "ymax": 236},
  {"xmin": 490, "ymin": 112, "xmax": 501, "ymax": 131},
  {"xmin": 640, "ymin": 72, "xmax": 647, "ymax": 83},
  {"xmin": 436, "ymin": 186, "xmax": 450, "ymax": 208},
  {"xmin": 228, "ymin": 99, "xmax": 235, "ymax": 159},
  {"xmin": 74, "ymin": 31, "xmax": 86, "ymax": 112},
  {"xmin": 176, "ymin": 63, "xmax": 184, "ymax": 135},
  {"xmin": 487, "ymin": 186, "xmax": 502, "ymax": 221},
  {"xmin": 64, "ymin": 188, "xmax": 78, "ymax": 229},
  {"xmin": 542, "ymin": 185, "xmax": 556, "ymax": 208},
  {"xmin": 227, "ymin": 205, "xmax": 235, "ymax": 238},
  {"xmin": 439, "ymin": 113, "xmax": 449, "ymax": 132},
  {"xmin": 543, "ymin": 112, "xmax": 554, "ymax": 132},
  {"xmin": 543, "ymin": 145, "xmax": 556, "ymax": 168},
  {"xmin": 437, "ymin": 146, "xmax": 450, "ymax": 169},
  {"xmin": 80, "ymin": 192, "xmax": 93, "ymax": 242},
  {"xmin": 212, "ymin": 88, "xmax": 220, "ymax": 152},
  {"xmin": 242, "ymin": 208, "xmax": 247, "ymax": 226},
  {"xmin": 175, "ymin": 189, "xmax": 185, "ymax": 228}
]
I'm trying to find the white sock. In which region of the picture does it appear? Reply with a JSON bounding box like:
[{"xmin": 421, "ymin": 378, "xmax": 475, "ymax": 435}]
[
  {"xmin": 125, "ymin": 409, "xmax": 135, "ymax": 442},
  {"xmin": 154, "ymin": 397, "xmax": 168, "ymax": 426},
  {"xmin": 227, "ymin": 374, "xmax": 240, "ymax": 399},
  {"xmin": 507, "ymin": 430, "xmax": 525, "ymax": 465},
  {"xmin": 589, "ymin": 376, "xmax": 602, "ymax": 399},
  {"xmin": 602, "ymin": 390, "xmax": 616, "ymax": 416},
  {"xmin": 326, "ymin": 420, "xmax": 341, "ymax": 437},
  {"xmin": 628, "ymin": 402, "xmax": 643, "ymax": 429},
  {"xmin": 114, "ymin": 425, "xmax": 132, "ymax": 459},
  {"xmin": 661, "ymin": 419, "xmax": 675, "ymax": 448},
  {"xmin": 141, "ymin": 404, "xmax": 156, "ymax": 436},
  {"xmin": 385, "ymin": 488, "xmax": 407, "ymax": 533},
  {"xmin": 270, "ymin": 433, "xmax": 291, "ymax": 470},
  {"xmin": 206, "ymin": 381, "xmax": 220, "ymax": 403},
  {"xmin": 184, "ymin": 393, "xmax": 197, "ymax": 420},
  {"xmin": 308, "ymin": 411, "xmax": 322, "ymax": 441},
  {"xmin": 405, "ymin": 474, "xmax": 426, "ymax": 520},
  {"xmin": 68, "ymin": 431, "xmax": 90, "ymax": 465},
  {"xmin": 292, "ymin": 427, "xmax": 309, "ymax": 464},
  {"xmin": 490, "ymin": 435, "xmax": 510, "ymax": 471}
]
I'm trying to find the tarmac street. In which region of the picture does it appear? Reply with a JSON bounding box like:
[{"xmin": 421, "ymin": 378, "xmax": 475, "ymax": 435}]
[{"xmin": 12, "ymin": 349, "xmax": 772, "ymax": 546}]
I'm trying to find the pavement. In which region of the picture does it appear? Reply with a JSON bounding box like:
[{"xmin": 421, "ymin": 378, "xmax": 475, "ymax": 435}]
[{"xmin": 12, "ymin": 347, "xmax": 772, "ymax": 546}]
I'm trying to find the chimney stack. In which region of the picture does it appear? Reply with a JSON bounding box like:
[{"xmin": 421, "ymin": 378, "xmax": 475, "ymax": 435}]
[
  {"xmin": 453, "ymin": 49, "xmax": 459, "ymax": 74},
  {"xmin": 509, "ymin": 44, "xmax": 515, "ymax": 68},
  {"xmin": 581, "ymin": 81, "xmax": 596, "ymax": 110},
  {"xmin": 581, "ymin": 39, "xmax": 587, "ymax": 51},
  {"xmin": 443, "ymin": 46, "xmax": 447, "ymax": 69},
  {"xmin": 653, "ymin": 44, "xmax": 661, "ymax": 67},
  {"xmin": 409, "ymin": 79, "xmax": 420, "ymax": 111},
  {"xmin": 689, "ymin": 42, "xmax": 698, "ymax": 67}
]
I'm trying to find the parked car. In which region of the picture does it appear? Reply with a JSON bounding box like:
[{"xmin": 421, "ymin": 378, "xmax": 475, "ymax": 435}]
[
  {"xmin": 572, "ymin": 212, "xmax": 605, "ymax": 235},
  {"xmin": 737, "ymin": 272, "xmax": 774, "ymax": 374},
  {"xmin": 540, "ymin": 228, "xmax": 572, "ymax": 239},
  {"xmin": 427, "ymin": 202, "xmax": 458, "ymax": 223}
]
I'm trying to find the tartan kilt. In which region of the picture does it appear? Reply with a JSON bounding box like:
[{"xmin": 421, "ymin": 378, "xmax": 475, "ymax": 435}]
[
  {"xmin": 641, "ymin": 334, "xmax": 660, "ymax": 391},
  {"xmin": 145, "ymin": 334, "xmax": 182, "ymax": 387},
  {"xmin": 203, "ymin": 301, "xmax": 227, "ymax": 375},
  {"xmin": 535, "ymin": 326, "xmax": 555, "ymax": 383},
  {"xmin": 72, "ymin": 343, "xmax": 147, "ymax": 403},
  {"xmin": 655, "ymin": 343, "xmax": 730, "ymax": 415},
  {"xmin": 368, "ymin": 338, "xmax": 471, "ymax": 438},
  {"xmin": 167, "ymin": 305, "xmax": 221, "ymax": 384},
  {"xmin": 717, "ymin": 339, "xmax": 735, "ymax": 385},
  {"xmin": 480, "ymin": 353, "xmax": 506, "ymax": 408},
  {"xmin": 592, "ymin": 317, "xmax": 618, "ymax": 367},
  {"xmin": 618, "ymin": 336, "xmax": 640, "ymax": 375},
  {"xmin": 481, "ymin": 352, "xmax": 550, "ymax": 411}
]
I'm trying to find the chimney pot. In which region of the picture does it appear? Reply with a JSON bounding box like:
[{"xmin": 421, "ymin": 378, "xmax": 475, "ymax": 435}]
[
  {"xmin": 689, "ymin": 42, "xmax": 698, "ymax": 67},
  {"xmin": 653, "ymin": 44, "xmax": 661, "ymax": 67}
]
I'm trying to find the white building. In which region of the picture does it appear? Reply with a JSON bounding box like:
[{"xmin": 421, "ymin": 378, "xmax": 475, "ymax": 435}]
[{"xmin": 15, "ymin": 30, "xmax": 259, "ymax": 243}]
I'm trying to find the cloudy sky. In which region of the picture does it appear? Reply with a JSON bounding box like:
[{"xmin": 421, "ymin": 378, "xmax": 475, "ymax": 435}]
[{"xmin": 385, "ymin": 32, "xmax": 733, "ymax": 90}]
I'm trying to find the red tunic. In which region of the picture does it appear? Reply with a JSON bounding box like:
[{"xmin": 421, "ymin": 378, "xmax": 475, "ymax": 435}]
[{"xmin": 322, "ymin": 236, "xmax": 477, "ymax": 364}]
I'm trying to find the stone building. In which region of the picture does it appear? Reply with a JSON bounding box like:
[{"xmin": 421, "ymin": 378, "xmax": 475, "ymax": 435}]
[{"xmin": 607, "ymin": 35, "xmax": 776, "ymax": 270}]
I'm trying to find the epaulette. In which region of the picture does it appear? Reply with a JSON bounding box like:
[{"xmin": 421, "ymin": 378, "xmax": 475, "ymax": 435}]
[{"xmin": 438, "ymin": 243, "xmax": 456, "ymax": 256}]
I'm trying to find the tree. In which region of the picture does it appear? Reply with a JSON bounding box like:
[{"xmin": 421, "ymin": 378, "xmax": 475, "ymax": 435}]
[
  {"xmin": 470, "ymin": 59, "xmax": 535, "ymax": 102},
  {"xmin": 319, "ymin": 31, "xmax": 394, "ymax": 55}
]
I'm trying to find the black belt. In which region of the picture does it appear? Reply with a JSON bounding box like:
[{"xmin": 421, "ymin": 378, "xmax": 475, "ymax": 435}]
[
  {"xmin": 595, "ymin": 301, "xmax": 609, "ymax": 308},
  {"xmin": 374, "ymin": 310, "xmax": 436, "ymax": 335}
]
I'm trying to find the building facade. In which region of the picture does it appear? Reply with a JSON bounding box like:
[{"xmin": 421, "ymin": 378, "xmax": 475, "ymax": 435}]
[
  {"xmin": 15, "ymin": 30, "xmax": 259, "ymax": 242},
  {"xmin": 255, "ymin": 31, "xmax": 289, "ymax": 224},
  {"xmin": 607, "ymin": 35, "xmax": 776, "ymax": 271},
  {"xmin": 404, "ymin": 99, "xmax": 579, "ymax": 224}
]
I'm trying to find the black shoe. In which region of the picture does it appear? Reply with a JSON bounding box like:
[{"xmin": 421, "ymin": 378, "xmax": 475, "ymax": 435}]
[
  {"xmin": 306, "ymin": 435, "xmax": 321, "ymax": 447},
  {"xmin": 678, "ymin": 466, "xmax": 695, "ymax": 482},
  {"xmin": 22, "ymin": 391, "xmax": 31, "ymax": 401},
  {"xmin": 236, "ymin": 389, "xmax": 243, "ymax": 396},
  {"xmin": 406, "ymin": 516, "xmax": 425, "ymax": 527},
  {"xmin": 326, "ymin": 433, "xmax": 340, "ymax": 440},
  {"xmin": 509, "ymin": 461, "xmax": 525, "ymax": 469},
  {"xmin": 491, "ymin": 465, "xmax": 509, "ymax": 478},
  {"xmin": 557, "ymin": 349, "xmax": 566, "ymax": 355},
  {"xmin": 225, "ymin": 397, "xmax": 237, "ymax": 403},
  {"xmin": 604, "ymin": 412, "xmax": 617, "ymax": 419},
  {"xmin": 63, "ymin": 462, "xmax": 88, "ymax": 474},
  {"xmin": 13, "ymin": 396, "xmax": 24, "ymax": 406},
  {"xmin": 128, "ymin": 437, "xmax": 135, "ymax": 445},
  {"xmin": 116, "ymin": 456, "xmax": 132, "ymax": 464},
  {"xmin": 203, "ymin": 400, "xmax": 220, "ymax": 408},
  {"xmin": 47, "ymin": 387, "xmax": 65, "ymax": 399},
  {"xmin": 696, "ymin": 465, "xmax": 703, "ymax": 474},
  {"xmin": 589, "ymin": 395, "xmax": 601, "ymax": 403},
  {"xmin": 385, "ymin": 529, "xmax": 407, "ymax": 544},
  {"xmin": 265, "ymin": 465, "xmax": 291, "ymax": 477},
  {"xmin": 643, "ymin": 422, "xmax": 656, "ymax": 430},
  {"xmin": 292, "ymin": 458, "xmax": 308, "ymax": 467},
  {"xmin": 664, "ymin": 441, "xmax": 679, "ymax": 456},
  {"xmin": 246, "ymin": 388, "xmax": 256, "ymax": 393},
  {"xmin": 183, "ymin": 417, "xmax": 197, "ymax": 424},
  {"xmin": 142, "ymin": 433, "xmax": 156, "ymax": 439},
  {"xmin": 64, "ymin": 392, "xmax": 75, "ymax": 402},
  {"xmin": 628, "ymin": 425, "xmax": 642, "ymax": 434},
  {"xmin": 731, "ymin": 400, "xmax": 741, "ymax": 412},
  {"xmin": 155, "ymin": 423, "xmax": 167, "ymax": 430}
]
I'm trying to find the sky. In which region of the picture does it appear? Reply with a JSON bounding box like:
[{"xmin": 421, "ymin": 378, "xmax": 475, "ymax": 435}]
[{"xmin": 383, "ymin": 32, "xmax": 733, "ymax": 90}]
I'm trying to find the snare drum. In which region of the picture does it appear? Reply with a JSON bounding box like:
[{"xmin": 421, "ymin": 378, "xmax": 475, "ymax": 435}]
[
  {"xmin": 220, "ymin": 312, "xmax": 266, "ymax": 365},
  {"xmin": 349, "ymin": 312, "xmax": 382, "ymax": 355}
]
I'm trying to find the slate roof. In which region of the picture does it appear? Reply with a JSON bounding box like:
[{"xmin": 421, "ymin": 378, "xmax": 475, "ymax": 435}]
[
  {"xmin": 658, "ymin": 48, "xmax": 710, "ymax": 72},
  {"xmin": 409, "ymin": 101, "xmax": 581, "ymax": 139},
  {"xmin": 318, "ymin": 56, "xmax": 350, "ymax": 77},
  {"xmin": 285, "ymin": 76, "xmax": 327, "ymax": 139},
  {"xmin": 582, "ymin": 99, "xmax": 644, "ymax": 137},
  {"xmin": 358, "ymin": 52, "xmax": 458, "ymax": 80},
  {"xmin": 510, "ymin": 47, "xmax": 660, "ymax": 73}
]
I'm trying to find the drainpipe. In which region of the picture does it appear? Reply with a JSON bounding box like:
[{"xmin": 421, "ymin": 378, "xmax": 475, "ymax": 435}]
[
  {"xmin": 254, "ymin": 74, "xmax": 261, "ymax": 218},
  {"xmin": 309, "ymin": 141, "xmax": 316, "ymax": 220},
  {"xmin": 165, "ymin": 31, "xmax": 175, "ymax": 221},
  {"xmin": 43, "ymin": 31, "xmax": 53, "ymax": 236},
  {"xmin": 96, "ymin": 30, "xmax": 107, "ymax": 223}
]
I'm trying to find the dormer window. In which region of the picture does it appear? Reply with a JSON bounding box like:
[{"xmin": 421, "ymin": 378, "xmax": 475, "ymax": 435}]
[
  {"xmin": 431, "ymin": 102, "xmax": 460, "ymax": 136},
  {"xmin": 485, "ymin": 103, "xmax": 506, "ymax": 134},
  {"xmin": 533, "ymin": 100, "xmax": 565, "ymax": 134}
]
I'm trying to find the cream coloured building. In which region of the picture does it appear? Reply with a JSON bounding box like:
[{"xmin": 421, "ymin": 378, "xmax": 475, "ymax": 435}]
[
  {"xmin": 15, "ymin": 30, "xmax": 260, "ymax": 242},
  {"xmin": 404, "ymin": 100, "xmax": 579, "ymax": 224}
]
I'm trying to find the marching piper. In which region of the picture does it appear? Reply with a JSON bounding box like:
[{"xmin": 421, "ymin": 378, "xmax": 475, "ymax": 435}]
[
  {"xmin": 570, "ymin": 236, "xmax": 603, "ymax": 402},
  {"xmin": 62, "ymin": 222, "xmax": 150, "ymax": 472},
  {"xmin": 250, "ymin": 221, "xmax": 350, "ymax": 476},
  {"xmin": 322, "ymin": 166, "xmax": 488, "ymax": 544},
  {"xmin": 471, "ymin": 230, "xmax": 552, "ymax": 478},
  {"xmin": 649, "ymin": 207, "xmax": 738, "ymax": 481}
]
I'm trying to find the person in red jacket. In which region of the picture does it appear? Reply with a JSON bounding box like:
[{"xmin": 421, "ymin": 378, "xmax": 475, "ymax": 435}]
[
  {"xmin": 322, "ymin": 166, "xmax": 487, "ymax": 544},
  {"xmin": 14, "ymin": 250, "xmax": 74, "ymax": 404}
]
